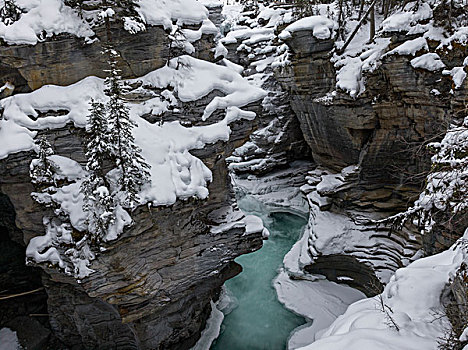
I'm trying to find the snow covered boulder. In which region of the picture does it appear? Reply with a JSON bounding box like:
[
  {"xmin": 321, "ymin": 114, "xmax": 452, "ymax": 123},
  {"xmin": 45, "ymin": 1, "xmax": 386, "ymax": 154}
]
[{"xmin": 279, "ymin": 16, "xmax": 336, "ymax": 55}]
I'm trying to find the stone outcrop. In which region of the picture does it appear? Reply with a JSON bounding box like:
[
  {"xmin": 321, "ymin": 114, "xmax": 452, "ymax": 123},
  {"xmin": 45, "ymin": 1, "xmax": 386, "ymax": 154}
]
[
  {"xmin": 0, "ymin": 21, "xmax": 216, "ymax": 94},
  {"xmin": 273, "ymin": 24, "xmax": 468, "ymax": 293}
]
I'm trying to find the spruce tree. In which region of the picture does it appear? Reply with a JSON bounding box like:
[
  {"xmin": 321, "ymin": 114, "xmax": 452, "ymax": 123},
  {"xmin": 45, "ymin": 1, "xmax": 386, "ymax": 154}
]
[
  {"xmin": 104, "ymin": 48, "xmax": 151, "ymax": 209},
  {"xmin": 0, "ymin": 0, "xmax": 21, "ymax": 25},
  {"xmin": 30, "ymin": 137, "xmax": 57, "ymax": 186},
  {"xmin": 81, "ymin": 99, "xmax": 115, "ymax": 241},
  {"xmin": 83, "ymin": 100, "xmax": 110, "ymax": 182}
]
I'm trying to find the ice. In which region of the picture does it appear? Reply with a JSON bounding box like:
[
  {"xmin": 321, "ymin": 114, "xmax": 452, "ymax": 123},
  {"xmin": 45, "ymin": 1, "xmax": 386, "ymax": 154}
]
[
  {"xmin": 190, "ymin": 301, "xmax": 225, "ymax": 350},
  {"xmin": 0, "ymin": 328, "xmax": 20, "ymax": 350}
]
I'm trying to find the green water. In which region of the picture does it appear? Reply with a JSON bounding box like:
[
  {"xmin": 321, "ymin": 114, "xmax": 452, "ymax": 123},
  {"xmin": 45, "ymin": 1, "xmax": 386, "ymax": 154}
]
[{"xmin": 211, "ymin": 200, "xmax": 307, "ymax": 350}]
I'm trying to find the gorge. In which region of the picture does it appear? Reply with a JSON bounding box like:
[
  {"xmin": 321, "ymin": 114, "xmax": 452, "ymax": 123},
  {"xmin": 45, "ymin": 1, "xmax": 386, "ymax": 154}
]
[{"xmin": 0, "ymin": 0, "xmax": 467, "ymax": 349}]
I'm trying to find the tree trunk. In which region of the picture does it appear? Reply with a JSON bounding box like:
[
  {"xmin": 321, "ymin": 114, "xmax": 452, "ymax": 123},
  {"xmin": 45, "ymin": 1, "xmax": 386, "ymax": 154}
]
[
  {"xmin": 369, "ymin": 3, "xmax": 375, "ymax": 42},
  {"xmin": 358, "ymin": 0, "xmax": 365, "ymax": 19}
]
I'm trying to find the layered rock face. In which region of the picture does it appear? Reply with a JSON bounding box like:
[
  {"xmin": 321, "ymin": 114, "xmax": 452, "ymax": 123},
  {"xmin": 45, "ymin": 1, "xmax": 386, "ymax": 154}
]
[
  {"xmin": 274, "ymin": 24, "xmax": 468, "ymax": 293},
  {"xmin": 0, "ymin": 21, "xmax": 266, "ymax": 350}
]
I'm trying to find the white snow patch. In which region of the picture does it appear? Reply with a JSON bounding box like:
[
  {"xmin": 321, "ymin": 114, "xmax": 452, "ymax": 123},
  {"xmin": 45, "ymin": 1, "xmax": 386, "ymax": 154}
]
[
  {"xmin": 0, "ymin": 0, "xmax": 94, "ymax": 45},
  {"xmin": 0, "ymin": 328, "xmax": 20, "ymax": 350},
  {"xmin": 279, "ymin": 15, "xmax": 336, "ymax": 41},
  {"xmin": 410, "ymin": 52, "xmax": 445, "ymax": 71}
]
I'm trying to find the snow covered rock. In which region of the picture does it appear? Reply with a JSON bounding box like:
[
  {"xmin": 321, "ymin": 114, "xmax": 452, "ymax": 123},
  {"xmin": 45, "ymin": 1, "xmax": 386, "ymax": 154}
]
[{"xmin": 299, "ymin": 230, "xmax": 468, "ymax": 350}]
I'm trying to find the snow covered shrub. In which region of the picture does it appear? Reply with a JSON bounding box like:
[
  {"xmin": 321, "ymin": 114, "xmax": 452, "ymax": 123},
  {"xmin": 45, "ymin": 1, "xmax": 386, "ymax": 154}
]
[
  {"xmin": 30, "ymin": 137, "xmax": 57, "ymax": 186},
  {"xmin": 381, "ymin": 116, "xmax": 468, "ymax": 236},
  {"xmin": 0, "ymin": 0, "xmax": 21, "ymax": 25}
]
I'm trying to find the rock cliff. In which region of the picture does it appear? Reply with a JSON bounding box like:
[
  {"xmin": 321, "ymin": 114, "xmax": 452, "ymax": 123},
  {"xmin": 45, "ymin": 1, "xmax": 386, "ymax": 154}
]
[
  {"xmin": 274, "ymin": 15, "xmax": 468, "ymax": 294},
  {"xmin": 0, "ymin": 19, "xmax": 266, "ymax": 350}
]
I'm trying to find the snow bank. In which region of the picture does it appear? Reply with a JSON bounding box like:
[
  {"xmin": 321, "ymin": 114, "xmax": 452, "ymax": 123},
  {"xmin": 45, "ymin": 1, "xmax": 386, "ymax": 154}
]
[
  {"xmin": 410, "ymin": 52, "xmax": 445, "ymax": 71},
  {"xmin": 0, "ymin": 0, "xmax": 93, "ymax": 45},
  {"xmin": 137, "ymin": 0, "xmax": 209, "ymax": 29},
  {"xmin": 381, "ymin": 2, "xmax": 433, "ymax": 33},
  {"xmin": 279, "ymin": 16, "xmax": 336, "ymax": 41},
  {"xmin": 275, "ymin": 270, "xmax": 365, "ymax": 349},
  {"xmin": 0, "ymin": 0, "xmax": 216, "ymax": 45},
  {"xmin": 139, "ymin": 56, "xmax": 266, "ymax": 121},
  {"xmin": 385, "ymin": 36, "xmax": 428, "ymax": 57},
  {"xmin": 299, "ymin": 230, "xmax": 468, "ymax": 350}
]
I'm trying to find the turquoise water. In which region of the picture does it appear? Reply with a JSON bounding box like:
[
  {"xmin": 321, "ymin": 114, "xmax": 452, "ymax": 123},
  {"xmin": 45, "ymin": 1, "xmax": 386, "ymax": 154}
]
[{"xmin": 211, "ymin": 200, "xmax": 307, "ymax": 350}]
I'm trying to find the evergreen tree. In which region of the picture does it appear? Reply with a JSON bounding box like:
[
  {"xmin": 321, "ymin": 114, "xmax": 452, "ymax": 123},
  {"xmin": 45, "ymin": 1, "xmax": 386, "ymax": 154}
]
[
  {"xmin": 83, "ymin": 100, "xmax": 111, "ymax": 182},
  {"xmin": 81, "ymin": 99, "xmax": 115, "ymax": 241},
  {"xmin": 104, "ymin": 48, "xmax": 151, "ymax": 209},
  {"xmin": 0, "ymin": 0, "xmax": 21, "ymax": 25},
  {"xmin": 30, "ymin": 137, "xmax": 57, "ymax": 185}
]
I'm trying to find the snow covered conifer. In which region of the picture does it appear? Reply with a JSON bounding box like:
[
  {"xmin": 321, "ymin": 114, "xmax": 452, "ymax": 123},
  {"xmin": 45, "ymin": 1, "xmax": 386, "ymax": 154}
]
[
  {"xmin": 0, "ymin": 0, "xmax": 21, "ymax": 25},
  {"xmin": 82, "ymin": 99, "xmax": 116, "ymax": 241},
  {"xmin": 83, "ymin": 99, "xmax": 110, "ymax": 181},
  {"xmin": 82, "ymin": 181, "xmax": 116, "ymax": 242},
  {"xmin": 104, "ymin": 47, "xmax": 151, "ymax": 209},
  {"xmin": 30, "ymin": 137, "xmax": 57, "ymax": 185}
]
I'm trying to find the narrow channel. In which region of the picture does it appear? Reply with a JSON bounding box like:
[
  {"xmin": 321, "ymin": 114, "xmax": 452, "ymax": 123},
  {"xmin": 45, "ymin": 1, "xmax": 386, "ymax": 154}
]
[{"xmin": 211, "ymin": 196, "xmax": 307, "ymax": 350}]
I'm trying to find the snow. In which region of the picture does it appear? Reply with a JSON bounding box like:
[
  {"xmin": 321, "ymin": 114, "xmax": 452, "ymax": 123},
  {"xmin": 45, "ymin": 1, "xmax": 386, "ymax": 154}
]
[
  {"xmin": 381, "ymin": 2, "xmax": 433, "ymax": 33},
  {"xmin": 298, "ymin": 229, "xmax": 468, "ymax": 350},
  {"xmin": 279, "ymin": 16, "xmax": 336, "ymax": 41},
  {"xmin": 275, "ymin": 270, "xmax": 365, "ymax": 349},
  {"xmin": 410, "ymin": 52, "xmax": 445, "ymax": 71},
  {"xmin": 0, "ymin": 328, "xmax": 20, "ymax": 350},
  {"xmin": 332, "ymin": 13, "xmax": 391, "ymax": 98},
  {"xmin": 139, "ymin": 56, "xmax": 266, "ymax": 121},
  {"xmin": 221, "ymin": 27, "xmax": 274, "ymax": 45},
  {"xmin": 385, "ymin": 37, "xmax": 428, "ymax": 57},
  {"xmin": 0, "ymin": 119, "xmax": 36, "ymax": 159},
  {"xmin": 0, "ymin": 0, "xmax": 94, "ymax": 45},
  {"xmin": 0, "ymin": 0, "xmax": 217, "ymax": 45},
  {"xmin": 444, "ymin": 66, "xmax": 467, "ymax": 89},
  {"xmin": 137, "ymin": 0, "xmax": 209, "ymax": 29}
]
